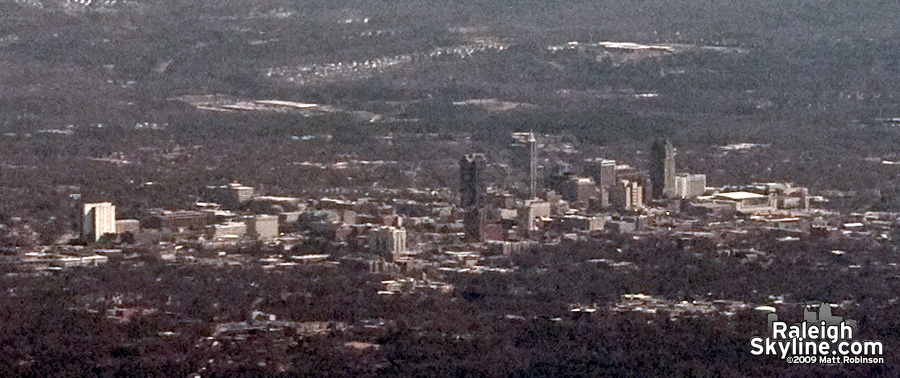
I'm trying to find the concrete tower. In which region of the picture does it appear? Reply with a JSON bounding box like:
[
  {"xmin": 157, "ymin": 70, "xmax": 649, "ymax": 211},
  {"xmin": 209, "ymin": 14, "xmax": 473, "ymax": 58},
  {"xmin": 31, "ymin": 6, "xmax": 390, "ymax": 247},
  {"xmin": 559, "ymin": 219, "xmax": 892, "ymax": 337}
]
[
  {"xmin": 650, "ymin": 139, "xmax": 676, "ymax": 199},
  {"xmin": 526, "ymin": 132, "xmax": 537, "ymax": 199}
]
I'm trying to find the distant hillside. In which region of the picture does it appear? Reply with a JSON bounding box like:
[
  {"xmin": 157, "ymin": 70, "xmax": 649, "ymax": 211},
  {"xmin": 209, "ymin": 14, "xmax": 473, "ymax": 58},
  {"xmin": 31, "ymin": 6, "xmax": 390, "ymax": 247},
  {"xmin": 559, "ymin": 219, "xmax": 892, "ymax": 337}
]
[{"xmin": 0, "ymin": 0, "xmax": 897, "ymax": 217}]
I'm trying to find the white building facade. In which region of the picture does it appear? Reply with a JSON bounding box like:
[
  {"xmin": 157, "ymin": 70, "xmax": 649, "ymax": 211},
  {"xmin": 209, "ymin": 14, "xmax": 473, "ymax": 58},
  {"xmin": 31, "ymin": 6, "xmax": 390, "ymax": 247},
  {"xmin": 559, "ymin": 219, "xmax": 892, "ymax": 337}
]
[{"xmin": 82, "ymin": 202, "xmax": 116, "ymax": 242}]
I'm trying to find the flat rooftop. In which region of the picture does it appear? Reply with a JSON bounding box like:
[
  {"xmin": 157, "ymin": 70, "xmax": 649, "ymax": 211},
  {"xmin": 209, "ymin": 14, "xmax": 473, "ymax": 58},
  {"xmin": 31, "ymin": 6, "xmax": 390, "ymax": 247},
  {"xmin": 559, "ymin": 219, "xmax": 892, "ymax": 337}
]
[{"xmin": 714, "ymin": 191, "xmax": 766, "ymax": 201}]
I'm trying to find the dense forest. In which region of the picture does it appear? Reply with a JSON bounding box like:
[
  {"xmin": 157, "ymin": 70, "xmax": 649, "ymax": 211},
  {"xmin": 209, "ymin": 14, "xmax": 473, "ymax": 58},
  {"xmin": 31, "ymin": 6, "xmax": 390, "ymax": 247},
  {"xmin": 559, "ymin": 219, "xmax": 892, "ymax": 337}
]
[{"xmin": 1, "ymin": 233, "xmax": 899, "ymax": 376}]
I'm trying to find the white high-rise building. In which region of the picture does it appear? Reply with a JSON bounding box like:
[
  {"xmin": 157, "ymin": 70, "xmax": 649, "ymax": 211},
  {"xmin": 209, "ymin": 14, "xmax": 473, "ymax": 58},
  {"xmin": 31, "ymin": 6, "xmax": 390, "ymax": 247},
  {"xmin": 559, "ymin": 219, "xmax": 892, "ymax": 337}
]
[
  {"xmin": 624, "ymin": 180, "xmax": 644, "ymax": 211},
  {"xmin": 82, "ymin": 202, "xmax": 116, "ymax": 242},
  {"xmin": 675, "ymin": 173, "xmax": 707, "ymax": 199}
]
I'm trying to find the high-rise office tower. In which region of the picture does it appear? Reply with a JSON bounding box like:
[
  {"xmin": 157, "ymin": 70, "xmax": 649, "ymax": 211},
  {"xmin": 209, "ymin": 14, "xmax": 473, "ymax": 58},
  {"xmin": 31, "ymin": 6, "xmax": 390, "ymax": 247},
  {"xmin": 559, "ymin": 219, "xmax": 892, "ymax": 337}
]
[
  {"xmin": 599, "ymin": 159, "xmax": 616, "ymax": 188},
  {"xmin": 650, "ymin": 139, "xmax": 676, "ymax": 199},
  {"xmin": 460, "ymin": 153, "xmax": 487, "ymax": 208},
  {"xmin": 587, "ymin": 159, "xmax": 617, "ymax": 208},
  {"xmin": 460, "ymin": 153, "xmax": 487, "ymax": 241},
  {"xmin": 527, "ymin": 132, "xmax": 537, "ymax": 199},
  {"xmin": 82, "ymin": 202, "xmax": 116, "ymax": 242},
  {"xmin": 512, "ymin": 132, "xmax": 539, "ymax": 199}
]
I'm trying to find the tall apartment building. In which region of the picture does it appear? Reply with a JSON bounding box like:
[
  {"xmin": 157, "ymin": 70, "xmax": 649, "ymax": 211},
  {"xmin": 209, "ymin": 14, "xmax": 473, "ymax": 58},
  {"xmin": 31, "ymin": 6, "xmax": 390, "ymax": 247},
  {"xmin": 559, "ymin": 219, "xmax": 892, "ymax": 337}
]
[{"xmin": 82, "ymin": 202, "xmax": 116, "ymax": 242}]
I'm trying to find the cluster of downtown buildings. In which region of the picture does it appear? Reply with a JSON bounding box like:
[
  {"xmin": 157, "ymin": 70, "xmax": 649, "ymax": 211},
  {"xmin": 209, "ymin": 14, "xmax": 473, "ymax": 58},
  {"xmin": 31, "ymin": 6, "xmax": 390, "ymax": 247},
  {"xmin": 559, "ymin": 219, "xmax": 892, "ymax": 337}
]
[
  {"xmin": 66, "ymin": 132, "xmax": 818, "ymax": 255},
  {"xmin": 5, "ymin": 130, "xmax": 900, "ymax": 347},
  {"xmin": 11, "ymin": 131, "xmax": 891, "ymax": 293},
  {"xmin": 458, "ymin": 133, "xmax": 810, "ymax": 244}
]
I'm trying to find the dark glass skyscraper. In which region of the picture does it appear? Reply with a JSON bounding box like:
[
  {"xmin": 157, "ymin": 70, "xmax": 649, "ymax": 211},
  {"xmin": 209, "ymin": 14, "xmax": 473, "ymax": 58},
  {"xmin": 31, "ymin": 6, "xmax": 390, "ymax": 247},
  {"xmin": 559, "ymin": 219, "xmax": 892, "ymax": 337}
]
[{"xmin": 460, "ymin": 153, "xmax": 487, "ymax": 241}]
